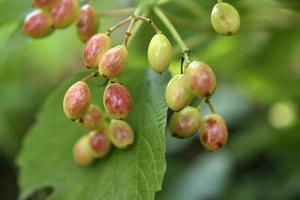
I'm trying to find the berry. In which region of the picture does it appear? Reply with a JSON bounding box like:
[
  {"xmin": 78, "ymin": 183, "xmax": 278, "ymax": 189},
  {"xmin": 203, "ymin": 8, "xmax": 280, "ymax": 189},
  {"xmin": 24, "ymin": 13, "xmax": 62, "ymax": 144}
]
[
  {"xmin": 23, "ymin": 10, "xmax": 53, "ymax": 38},
  {"xmin": 32, "ymin": 0, "xmax": 60, "ymax": 10},
  {"xmin": 200, "ymin": 114, "xmax": 228, "ymax": 152},
  {"xmin": 211, "ymin": 2, "xmax": 240, "ymax": 35},
  {"xmin": 73, "ymin": 135, "xmax": 94, "ymax": 166},
  {"xmin": 147, "ymin": 33, "xmax": 173, "ymax": 74},
  {"xmin": 170, "ymin": 106, "xmax": 202, "ymax": 138},
  {"xmin": 185, "ymin": 61, "xmax": 216, "ymax": 97},
  {"xmin": 109, "ymin": 120, "xmax": 134, "ymax": 149},
  {"xmin": 52, "ymin": 0, "xmax": 79, "ymax": 29},
  {"xmin": 99, "ymin": 45, "xmax": 128, "ymax": 79},
  {"xmin": 82, "ymin": 33, "xmax": 111, "ymax": 68},
  {"xmin": 79, "ymin": 104, "xmax": 105, "ymax": 130},
  {"xmin": 165, "ymin": 74, "xmax": 193, "ymax": 111},
  {"xmin": 76, "ymin": 4, "xmax": 99, "ymax": 42},
  {"xmin": 103, "ymin": 83, "xmax": 132, "ymax": 119},
  {"xmin": 89, "ymin": 128, "xmax": 111, "ymax": 158},
  {"xmin": 63, "ymin": 81, "xmax": 91, "ymax": 120}
]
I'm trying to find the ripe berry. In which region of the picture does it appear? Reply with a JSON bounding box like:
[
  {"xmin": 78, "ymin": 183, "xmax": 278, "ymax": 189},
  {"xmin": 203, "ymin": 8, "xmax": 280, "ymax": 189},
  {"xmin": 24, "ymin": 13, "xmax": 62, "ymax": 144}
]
[
  {"xmin": 32, "ymin": 0, "xmax": 60, "ymax": 10},
  {"xmin": 109, "ymin": 120, "xmax": 134, "ymax": 149},
  {"xmin": 82, "ymin": 33, "xmax": 111, "ymax": 68},
  {"xmin": 103, "ymin": 83, "xmax": 132, "ymax": 119},
  {"xmin": 170, "ymin": 106, "xmax": 202, "ymax": 138},
  {"xmin": 23, "ymin": 10, "xmax": 53, "ymax": 38},
  {"xmin": 200, "ymin": 114, "xmax": 228, "ymax": 152},
  {"xmin": 165, "ymin": 74, "xmax": 193, "ymax": 111},
  {"xmin": 211, "ymin": 2, "xmax": 240, "ymax": 35},
  {"xmin": 76, "ymin": 4, "xmax": 99, "ymax": 42},
  {"xmin": 79, "ymin": 104, "xmax": 105, "ymax": 130},
  {"xmin": 185, "ymin": 61, "xmax": 216, "ymax": 97},
  {"xmin": 73, "ymin": 135, "xmax": 94, "ymax": 166},
  {"xmin": 63, "ymin": 81, "xmax": 91, "ymax": 120},
  {"xmin": 99, "ymin": 45, "xmax": 128, "ymax": 79},
  {"xmin": 89, "ymin": 129, "xmax": 111, "ymax": 158},
  {"xmin": 52, "ymin": 0, "xmax": 79, "ymax": 29},
  {"xmin": 147, "ymin": 33, "xmax": 173, "ymax": 74}
]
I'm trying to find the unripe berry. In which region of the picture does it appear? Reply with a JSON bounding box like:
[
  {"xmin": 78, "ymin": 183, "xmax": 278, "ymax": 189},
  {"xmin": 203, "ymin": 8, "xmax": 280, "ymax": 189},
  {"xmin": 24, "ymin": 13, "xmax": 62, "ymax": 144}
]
[
  {"xmin": 89, "ymin": 129, "xmax": 111, "ymax": 158},
  {"xmin": 82, "ymin": 33, "xmax": 111, "ymax": 68},
  {"xmin": 79, "ymin": 104, "xmax": 105, "ymax": 130},
  {"xmin": 103, "ymin": 83, "xmax": 132, "ymax": 119},
  {"xmin": 170, "ymin": 106, "xmax": 202, "ymax": 138},
  {"xmin": 32, "ymin": 0, "xmax": 60, "ymax": 10},
  {"xmin": 147, "ymin": 33, "xmax": 173, "ymax": 74},
  {"xmin": 76, "ymin": 4, "xmax": 99, "ymax": 42},
  {"xmin": 165, "ymin": 74, "xmax": 193, "ymax": 111},
  {"xmin": 185, "ymin": 61, "xmax": 216, "ymax": 97},
  {"xmin": 99, "ymin": 45, "xmax": 128, "ymax": 79},
  {"xmin": 200, "ymin": 114, "xmax": 228, "ymax": 152},
  {"xmin": 211, "ymin": 2, "xmax": 240, "ymax": 35},
  {"xmin": 73, "ymin": 135, "xmax": 94, "ymax": 166},
  {"xmin": 109, "ymin": 120, "xmax": 134, "ymax": 149},
  {"xmin": 23, "ymin": 10, "xmax": 53, "ymax": 38},
  {"xmin": 63, "ymin": 81, "xmax": 91, "ymax": 120},
  {"xmin": 52, "ymin": 0, "xmax": 79, "ymax": 29}
]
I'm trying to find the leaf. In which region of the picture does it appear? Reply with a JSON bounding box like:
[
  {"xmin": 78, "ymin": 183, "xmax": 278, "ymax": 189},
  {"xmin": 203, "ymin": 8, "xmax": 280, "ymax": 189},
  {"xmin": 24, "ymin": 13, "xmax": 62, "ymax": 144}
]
[{"xmin": 17, "ymin": 69, "xmax": 170, "ymax": 200}]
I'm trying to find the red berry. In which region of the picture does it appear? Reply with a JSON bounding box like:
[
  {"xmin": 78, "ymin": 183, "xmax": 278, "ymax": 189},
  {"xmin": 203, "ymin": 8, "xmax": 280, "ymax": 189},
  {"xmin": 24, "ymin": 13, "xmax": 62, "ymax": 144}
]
[
  {"xmin": 73, "ymin": 135, "xmax": 94, "ymax": 166},
  {"xmin": 103, "ymin": 83, "xmax": 132, "ymax": 119},
  {"xmin": 109, "ymin": 120, "xmax": 134, "ymax": 149},
  {"xmin": 23, "ymin": 10, "xmax": 53, "ymax": 38},
  {"xmin": 52, "ymin": 0, "xmax": 79, "ymax": 29},
  {"xmin": 89, "ymin": 128, "xmax": 111, "ymax": 158},
  {"xmin": 32, "ymin": 0, "xmax": 60, "ymax": 10},
  {"xmin": 79, "ymin": 104, "xmax": 105, "ymax": 130}
]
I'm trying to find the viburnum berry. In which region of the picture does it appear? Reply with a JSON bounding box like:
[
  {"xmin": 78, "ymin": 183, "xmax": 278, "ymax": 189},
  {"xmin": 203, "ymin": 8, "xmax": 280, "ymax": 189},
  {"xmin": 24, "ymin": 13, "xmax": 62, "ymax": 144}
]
[
  {"xmin": 73, "ymin": 135, "xmax": 94, "ymax": 166},
  {"xmin": 89, "ymin": 128, "xmax": 111, "ymax": 158},
  {"xmin": 109, "ymin": 119, "xmax": 134, "ymax": 149},
  {"xmin": 79, "ymin": 104, "xmax": 105, "ymax": 130},
  {"xmin": 99, "ymin": 45, "xmax": 128, "ymax": 79},
  {"xmin": 76, "ymin": 4, "xmax": 99, "ymax": 42},
  {"xmin": 165, "ymin": 74, "xmax": 193, "ymax": 111},
  {"xmin": 103, "ymin": 82, "xmax": 132, "ymax": 119},
  {"xmin": 147, "ymin": 33, "xmax": 173, "ymax": 74},
  {"xmin": 170, "ymin": 106, "xmax": 202, "ymax": 138},
  {"xmin": 52, "ymin": 0, "xmax": 79, "ymax": 29},
  {"xmin": 23, "ymin": 10, "xmax": 53, "ymax": 38},
  {"xmin": 200, "ymin": 114, "xmax": 228, "ymax": 152},
  {"xmin": 82, "ymin": 33, "xmax": 111, "ymax": 68},
  {"xmin": 32, "ymin": 0, "xmax": 60, "ymax": 10},
  {"xmin": 63, "ymin": 81, "xmax": 91, "ymax": 120},
  {"xmin": 211, "ymin": 2, "xmax": 240, "ymax": 35},
  {"xmin": 185, "ymin": 61, "xmax": 216, "ymax": 97}
]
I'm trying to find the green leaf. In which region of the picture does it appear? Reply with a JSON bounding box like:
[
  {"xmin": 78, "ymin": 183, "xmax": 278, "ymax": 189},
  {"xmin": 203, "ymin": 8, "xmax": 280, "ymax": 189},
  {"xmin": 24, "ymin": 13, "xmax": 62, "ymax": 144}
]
[{"xmin": 17, "ymin": 69, "xmax": 170, "ymax": 200}]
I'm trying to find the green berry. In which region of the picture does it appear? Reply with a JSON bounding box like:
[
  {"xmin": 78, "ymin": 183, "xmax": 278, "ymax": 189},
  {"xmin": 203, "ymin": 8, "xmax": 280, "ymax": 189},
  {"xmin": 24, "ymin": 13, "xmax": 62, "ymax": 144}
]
[
  {"xmin": 89, "ymin": 128, "xmax": 111, "ymax": 158},
  {"xmin": 76, "ymin": 4, "xmax": 99, "ymax": 42},
  {"xmin": 52, "ymin": 0, "xmax": 79, "ymax": 29},
  {"xmin": 185, "ymin": 61, "xmax": 216, "ymax": 97},
  {"xmin": 170, "ymin": 106, "xmax": 202, "ymax": 138},
  {"xmin": 147, "ymin": 33, "xmax": 173, "ymax": 74},
  {"xmin": 165, "ymin": 74, "xmax": 193, "ymax": 111},
  {"xmin": 23, "ymin": 10, "xmax": 53, "ymax": 38},
  {"xmin": 200, "ymin": 114, "xmax": 228, "ymax": 152},
  {"xmin": 109, "ymin": 120, "xmax": 134, "ymax": 149},
  {"xmin": 82, "ymin": 33, "xmax": 111, "ymax": 68},
  {"xmin": 99, "ymin": 45, "xmax": 128, "ymax": 79},
  {"xmin": 79, "ymin": 104, "xmax": 105, "ymax": 130},
  {"xmin": 73, "ymin": 135, "xmax": 94, "ymax": 166},
  {"xmin": 63, "ymin": 81, "xmax": 91, "ymax": 120},
  {"xmin": 211, "ymin": 2, "xmax": 240, "ymax": 35},
  {"xmin": 103, "ymin": 83, "xmax": 132, "ymax": 119},
  {"xmin": 32, "ymin": 0, "xmax": 60, "ymax": 10}
]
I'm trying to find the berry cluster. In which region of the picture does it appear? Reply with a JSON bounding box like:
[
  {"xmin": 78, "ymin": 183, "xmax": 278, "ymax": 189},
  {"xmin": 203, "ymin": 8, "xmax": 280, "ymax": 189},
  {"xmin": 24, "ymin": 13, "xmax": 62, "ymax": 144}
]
[{"xmin": 23, "ymin": 0, "xmax": 240, "ymax": 164}]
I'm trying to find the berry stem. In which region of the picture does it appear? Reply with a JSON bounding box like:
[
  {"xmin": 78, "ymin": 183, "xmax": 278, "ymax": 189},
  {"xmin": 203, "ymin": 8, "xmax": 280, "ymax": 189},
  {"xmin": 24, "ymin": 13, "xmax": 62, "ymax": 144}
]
[
  {"xmin": 205, "ymin": 98, "xmax": 217, "ymax": 114},
  {"xmin": 197, "ymin": 98, "xmax": 206, "ymax": 110},
  {"xmin": 154, "ymin": 7, "xmax": 191, "ymax": 67},
  {"xmin": 81, "ymin": 71, "xmax": 99, "ymax": 82},
  {"xmin": 98, "ymin": 8, "xmax": 134, "ymax": 17},
  {"xmin": 106, "ymin": 16, "xmax": 132, "ymax": 36},
  {"xmin": 123, "ymin": 16, "xmax": 138, "ymax": 46},
  {"xmin": 135, "ymin": 16, "xmax": 161, "ymax": 33}
]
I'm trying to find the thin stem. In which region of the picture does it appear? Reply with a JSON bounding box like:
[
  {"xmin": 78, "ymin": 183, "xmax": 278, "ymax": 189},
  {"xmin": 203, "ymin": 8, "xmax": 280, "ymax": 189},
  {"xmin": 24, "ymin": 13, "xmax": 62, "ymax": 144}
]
[
  {"xmin": 81, "ymin": 71, "xmax": 99, "ymax": 82},
  {"xmin": 106, "ymin": 16, "xmax": 132, "ymax": 36},
  {"xmin": 154, "ymin": 7, "xmax": 191, "ymax": 66},
  {"xmin": 98, "ymin": 8, "xmax": 134, "ymax": 17},
  {"xmin": 205, "ymin": 98, "xmax": 217, "ymax": 114},
  {"xmin": 135, "ymin": 16, "xmax": 161, "ymax": 33},
  {"xmin": 123, "ymin": 16, "xmax": 138, "ymax": 47},
  {"xmin": 197, "ymin": 98, "xmax": 206, "ymax": 110}
]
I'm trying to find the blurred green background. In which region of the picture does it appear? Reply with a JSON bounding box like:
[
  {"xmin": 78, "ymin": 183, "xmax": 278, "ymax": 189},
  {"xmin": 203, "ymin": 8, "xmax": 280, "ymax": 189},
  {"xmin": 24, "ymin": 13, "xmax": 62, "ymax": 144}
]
[{"xmin": 1, "ymin": 0, "xmax": 300, "ymax": 199}]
